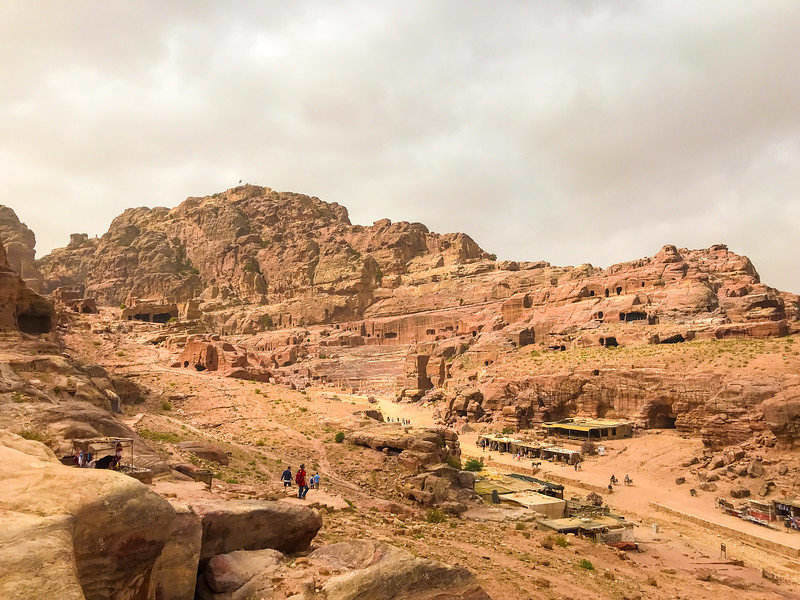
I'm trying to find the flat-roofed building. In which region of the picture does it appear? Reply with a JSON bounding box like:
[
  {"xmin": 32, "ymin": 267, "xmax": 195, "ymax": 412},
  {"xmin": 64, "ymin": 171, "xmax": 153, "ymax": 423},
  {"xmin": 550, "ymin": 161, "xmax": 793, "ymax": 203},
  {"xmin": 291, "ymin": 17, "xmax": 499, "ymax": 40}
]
[{"xmin": 542, "ymin": 418, "xmax": 633, "ymax": 440}]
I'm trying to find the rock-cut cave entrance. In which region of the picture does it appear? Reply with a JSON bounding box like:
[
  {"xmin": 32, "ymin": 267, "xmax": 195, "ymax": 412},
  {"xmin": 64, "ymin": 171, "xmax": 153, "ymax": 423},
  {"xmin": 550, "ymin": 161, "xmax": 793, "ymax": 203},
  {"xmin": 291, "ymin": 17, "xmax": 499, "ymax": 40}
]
[
  {"xmin": 17, "ymin": 313, "xmax": 52, "ymax": 335},
  {"xmin": 646, "ymin": 404, "xmax": 677, "ymax": 429}
]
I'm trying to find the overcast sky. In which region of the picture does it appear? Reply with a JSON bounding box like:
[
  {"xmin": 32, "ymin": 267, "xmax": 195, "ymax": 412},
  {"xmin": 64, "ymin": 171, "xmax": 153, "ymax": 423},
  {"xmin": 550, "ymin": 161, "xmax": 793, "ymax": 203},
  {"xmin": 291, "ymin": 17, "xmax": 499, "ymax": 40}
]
[{"xmin": 1, "ymin": 2, "xmax": 798, "ymax": 291}]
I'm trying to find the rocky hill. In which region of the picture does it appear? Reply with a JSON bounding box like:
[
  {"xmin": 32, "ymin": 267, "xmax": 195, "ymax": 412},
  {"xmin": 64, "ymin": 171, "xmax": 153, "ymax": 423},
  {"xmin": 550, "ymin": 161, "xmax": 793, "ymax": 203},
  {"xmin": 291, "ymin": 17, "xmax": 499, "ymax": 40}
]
[
  {"xmin": 36, "ymin": 185, "xmax": 491, "ymax": 321},
  {"xmin": 22, "ymin": 185, "xmax": 800, "ymax": 448}
]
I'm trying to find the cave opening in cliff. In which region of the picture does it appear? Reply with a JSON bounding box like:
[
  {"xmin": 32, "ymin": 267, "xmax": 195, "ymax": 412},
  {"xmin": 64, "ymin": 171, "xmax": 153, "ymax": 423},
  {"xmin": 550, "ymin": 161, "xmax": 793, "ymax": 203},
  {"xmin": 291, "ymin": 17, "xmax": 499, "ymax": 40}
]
[
  {"xmin": 17, "ymin": 313, "xmax": 52, "ymax": 335},
  {"xmin": 194, "ymin": 364, "xmax": 206, "ymax": 372},
  {"xmin": 152, "ymin": 313, "xmax": 173, "ymax": 323},
  {"xmin": 383, "ymin": 332, "xmax": 397, "ymax": 339},
  {"xmin": 523, "ymin": 294, "xmax": 532, "ymax": 308},
  {"xmin": 616, "ymin": 286, "xmax": 623, "ymax": 295},
  {"xmin": 660, "ymin": 334, "xmax": 685, "ymax": 344},
  {"xmin": 604, "ymin": 289, "xmax": 609, "ymax": 297},
  {"xmin": 647, "ymin": 404, "xmax": 676, "ymax": 429},
  {"xmin": 133, "ymin": 313, "xmax": 150, "ymax": 322},
  {"xmin": 183, "ymin": 361, "xmax": 189, "ymax": 368}
]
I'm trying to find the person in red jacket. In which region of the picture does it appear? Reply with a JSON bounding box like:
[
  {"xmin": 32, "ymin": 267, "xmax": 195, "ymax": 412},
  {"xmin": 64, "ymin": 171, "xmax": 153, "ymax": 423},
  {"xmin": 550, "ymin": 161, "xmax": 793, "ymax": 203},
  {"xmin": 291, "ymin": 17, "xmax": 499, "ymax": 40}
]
[{"xmin": 296, "ymin": 464, "xmax": 309, "ymax": 499}]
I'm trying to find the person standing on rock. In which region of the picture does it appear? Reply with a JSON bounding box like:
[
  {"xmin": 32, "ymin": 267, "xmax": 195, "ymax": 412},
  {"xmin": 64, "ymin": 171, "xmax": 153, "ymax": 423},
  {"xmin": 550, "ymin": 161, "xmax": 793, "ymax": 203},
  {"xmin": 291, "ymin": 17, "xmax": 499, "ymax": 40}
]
[
  {"xmin": 281, "ymin": 466, "xmax": 293, "ymax": 490},
  {"xmin": 296, "ymin": 464, "xmax": 309, "ymax": 499}
]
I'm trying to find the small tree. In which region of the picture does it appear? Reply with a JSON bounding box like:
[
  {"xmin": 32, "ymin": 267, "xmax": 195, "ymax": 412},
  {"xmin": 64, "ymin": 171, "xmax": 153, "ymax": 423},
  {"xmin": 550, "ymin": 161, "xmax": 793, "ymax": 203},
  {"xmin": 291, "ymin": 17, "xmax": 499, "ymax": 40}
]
[
  {"xmin": 334, "ymin": 432, "xmax": 345, "ymax": 443},
  {"xmin": 581, "ymin": 439, "xmax": 596, "ymax": 456}
]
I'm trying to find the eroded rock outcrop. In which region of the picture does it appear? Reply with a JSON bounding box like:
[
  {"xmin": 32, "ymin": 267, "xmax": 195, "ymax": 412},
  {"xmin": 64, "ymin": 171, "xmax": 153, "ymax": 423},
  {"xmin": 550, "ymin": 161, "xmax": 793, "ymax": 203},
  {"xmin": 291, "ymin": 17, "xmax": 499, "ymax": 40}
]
[
  {"xmin": 0, "ymin": 205, "xmax": 44, "ymax": 292},
  {"xmin": 348, "ymin": 425, "xmax": 461, "ymax": 471},
  {"xmin": 0, "ymin": 238, "xmax": 53, "ymax": 335},
  {"xmin": 196, "ymin": 540, "xmax": 491, "ymax": 600},
  {"xmin": 192, "ymin": 499, "xmax": 323, "ymax": 559},
  {"xmin": 0, "ymin": 432, "xmax": 177, "ymax": 600}
]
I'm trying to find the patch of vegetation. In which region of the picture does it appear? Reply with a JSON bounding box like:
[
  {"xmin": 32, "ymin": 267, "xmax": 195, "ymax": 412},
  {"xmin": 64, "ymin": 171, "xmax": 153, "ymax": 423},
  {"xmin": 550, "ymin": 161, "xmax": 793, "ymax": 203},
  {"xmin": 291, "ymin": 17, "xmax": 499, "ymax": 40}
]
[
  {"xmin": 425, "ymin": 508, "xmax": 446, "ymax": 523},
  {"xmin": 334, "ymin": 431, "xmax": 345, "ymax": 443},
  {"xmin": 463, "ymin": 458, "xmax": 484, "ymax": 472},
  {"xmin": 501, "ymin": 426, "xmax": 515, "ymax": 435},
  {"xmin": 161, "ymin": 400, "xmax": 173, "ymax": 411},
  {"xmin": 18, "ymin": 428, "xmax": 47, "ymax": 442},
  {"xmin": 445, "ymin": 455, "xmax": 462, "ymax": 469},
  {"xmin": 139, "ymin": 429, "xmax": 182, "ymax": 443},
  {"xmin": 578, "ymin": 558, "xmax": 594, "ymax": 571},
  {"xmin": 554, "ymin": 534, "xmax": 570, "ymax": 548}
]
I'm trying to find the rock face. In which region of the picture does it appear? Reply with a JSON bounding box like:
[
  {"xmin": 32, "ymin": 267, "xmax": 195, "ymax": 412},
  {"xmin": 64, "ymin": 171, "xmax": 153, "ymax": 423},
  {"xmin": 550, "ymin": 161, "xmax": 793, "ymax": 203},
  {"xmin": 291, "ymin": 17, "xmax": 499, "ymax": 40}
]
[
  {"xmin": 0, "ymin": 431, "xmax": 178, "ymax": 600},
  {"xmin": 762, "ymin": 379, "xmax": 800, "ymax": 448},
  {"xmin": 196, "ymin": 540, "xmax": 491, "ymax": 600},
  {"xmin": 0, "ymin": 205, "xmax": 44, "ymax": 292},
  {"xmin": 316, "ymin": 540, "xmax": 491, "ymax": 600},
  {"xmin": 0, "ymin": 238, "xmax": 53, "ymax": 334},
  {"xmin": 348, "ymin": 425, "xmax": 461, "ymax": 471},
  {"xmin": 191, "ymin": 499, "xmax": 323, "ymax": 559}
]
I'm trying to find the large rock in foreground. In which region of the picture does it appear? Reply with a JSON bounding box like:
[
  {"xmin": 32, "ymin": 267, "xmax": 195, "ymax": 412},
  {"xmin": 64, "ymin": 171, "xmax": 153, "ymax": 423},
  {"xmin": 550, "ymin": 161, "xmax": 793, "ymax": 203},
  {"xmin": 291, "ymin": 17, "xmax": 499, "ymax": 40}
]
[
  {"xmin": 196, "ymin": 540, "xmax": 491, "ymax": 600},
  {"xmin": 0, "ymin": 431, "xmax": 177, "ymax": 600},
  {"xmin": 316, "ymin": 540, "xmax": 491, "ymax": 600},
  {"xmin": 192, "ymin": 499, "xmax": 322, "ymax": 559}
]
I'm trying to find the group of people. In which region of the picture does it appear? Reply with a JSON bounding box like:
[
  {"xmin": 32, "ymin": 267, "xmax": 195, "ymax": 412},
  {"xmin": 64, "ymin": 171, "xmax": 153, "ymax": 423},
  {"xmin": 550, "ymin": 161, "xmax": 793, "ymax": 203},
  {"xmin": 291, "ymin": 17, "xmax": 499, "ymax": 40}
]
[
  {"xmin": 281, "ymin": 464, "xmax": 320, "ymax": 499},
  {"xmin": 607, "ymin": 473, "xmax": 633, "ymax": 493},
  {"xmin": 74, "ymin": 442, "xmax": 123, "ymax": 470},
  {"xmin": 386, "ymin": 417, "xmax": 411, "ymax": 425}
]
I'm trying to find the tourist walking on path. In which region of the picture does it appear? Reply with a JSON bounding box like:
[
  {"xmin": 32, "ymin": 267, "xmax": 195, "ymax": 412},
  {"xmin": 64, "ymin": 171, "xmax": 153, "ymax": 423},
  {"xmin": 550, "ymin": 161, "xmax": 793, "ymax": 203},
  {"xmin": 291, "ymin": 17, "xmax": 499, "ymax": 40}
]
[
  {"xmin": 281, "ymin": 466, "xmax": 293, "ymax": 489},
  {"xmin": 296, "ymin": 464, "xmax": 309, "ymax": 499}
]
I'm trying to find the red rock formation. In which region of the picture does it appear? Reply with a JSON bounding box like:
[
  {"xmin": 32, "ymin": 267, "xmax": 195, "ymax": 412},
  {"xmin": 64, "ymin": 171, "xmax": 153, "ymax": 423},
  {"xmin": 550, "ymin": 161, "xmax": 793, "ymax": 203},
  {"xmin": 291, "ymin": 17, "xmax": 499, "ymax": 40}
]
[
  {"xmin": 0, "ymin": 205, "xmax": 44, "ymax": 292},
  {"xmin": 0, "ymin": 239, "xmax": 53, "ymax": 334}
]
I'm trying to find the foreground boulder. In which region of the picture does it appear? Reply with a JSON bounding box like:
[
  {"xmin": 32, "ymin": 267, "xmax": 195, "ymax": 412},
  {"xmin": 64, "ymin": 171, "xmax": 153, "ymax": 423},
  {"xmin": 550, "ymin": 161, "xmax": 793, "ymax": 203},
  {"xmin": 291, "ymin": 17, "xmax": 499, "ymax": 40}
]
[
  {"xmin": 196, "ymin": 540, "xmax": 491, "ymax": 600},
  {"xmin": 149, "ymin": 503, "xmax": 203, "ymax": 600},
  {"xmin": 192, "ymin": 499, "xmax": 323, "ymax": 559},
  {"xmin": 316, "ymin": 540, "xmax": 491, "ymax": 600},
  {"xmin": 0, "ymin": 431, "xmax": 177, "ymax": 600}
]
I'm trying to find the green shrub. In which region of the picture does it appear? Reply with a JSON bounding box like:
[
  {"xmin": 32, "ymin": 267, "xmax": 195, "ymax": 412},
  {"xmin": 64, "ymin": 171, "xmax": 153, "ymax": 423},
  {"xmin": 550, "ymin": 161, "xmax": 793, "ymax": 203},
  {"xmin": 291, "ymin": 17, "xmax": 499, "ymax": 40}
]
[
  {"xmin": 425, "ymin": 508, "xmax": 446, "ymax": 523},
  {"xmin": 578, "ymin": 559, "xmax": 594, "ymax": 570},
  {"xmin": 502, "ymin": 426, "xmax": 515, "ymax": 435},
  {"xmin": 446, "ymin": 455, "xmax": 462, "ymax": 469},
  {"xmin": 554, "ymin": 534, "xmax": 570, "ymax": 548},
  {"xmin": 463, "ymin": 458, "xmax": 483, "ymax": 472},
  {"xmin": 334, "ymin": 432, "xmax": 345, "ymax": 443},
  {"xmin": 161, "ymin": 400, "xmax": 173, "ymax": 411}
]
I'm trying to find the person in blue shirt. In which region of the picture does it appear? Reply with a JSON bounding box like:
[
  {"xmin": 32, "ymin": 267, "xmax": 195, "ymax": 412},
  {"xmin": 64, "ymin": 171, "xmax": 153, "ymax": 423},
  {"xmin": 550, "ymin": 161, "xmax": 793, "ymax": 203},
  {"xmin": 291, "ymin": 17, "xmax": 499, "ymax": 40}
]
[{"xmin": 281, "ymin": 466, "xmax": 292, "ymax": 489}]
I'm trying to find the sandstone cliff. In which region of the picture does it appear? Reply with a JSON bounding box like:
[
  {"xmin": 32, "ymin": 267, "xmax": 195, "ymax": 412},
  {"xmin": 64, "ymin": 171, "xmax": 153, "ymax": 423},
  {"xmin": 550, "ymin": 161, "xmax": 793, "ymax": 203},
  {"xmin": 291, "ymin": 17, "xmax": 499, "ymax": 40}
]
[
  {"xmin": 0, "ymin": 206, "xmax": 44, "ymax": 292},
  {"xmin": 0, "ymin": 238, "xmax": 52, "ymax": 335}
]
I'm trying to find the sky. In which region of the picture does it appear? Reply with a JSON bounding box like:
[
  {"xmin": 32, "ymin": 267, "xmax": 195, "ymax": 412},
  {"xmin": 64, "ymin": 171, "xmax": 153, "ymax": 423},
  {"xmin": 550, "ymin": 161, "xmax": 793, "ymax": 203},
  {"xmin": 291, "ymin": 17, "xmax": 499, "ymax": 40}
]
[{"xmin": 1, "ymin": 1, "xmax": 798, "ymax": 291}]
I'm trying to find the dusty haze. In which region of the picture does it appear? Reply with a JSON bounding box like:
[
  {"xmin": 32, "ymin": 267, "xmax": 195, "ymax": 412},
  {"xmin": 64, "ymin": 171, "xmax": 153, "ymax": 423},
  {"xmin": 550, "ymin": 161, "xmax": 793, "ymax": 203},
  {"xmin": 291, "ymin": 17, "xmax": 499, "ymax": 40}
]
[{"xmin": 1, "ymin": 1, "xmax": 798, "ymax": 291}]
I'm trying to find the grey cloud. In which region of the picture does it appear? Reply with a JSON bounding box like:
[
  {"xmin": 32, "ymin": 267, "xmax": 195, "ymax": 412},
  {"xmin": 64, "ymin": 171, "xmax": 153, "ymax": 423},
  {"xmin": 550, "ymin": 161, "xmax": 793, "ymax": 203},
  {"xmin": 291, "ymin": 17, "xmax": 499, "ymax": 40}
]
[{"xmin": 1, "ymin": 1, "xmax": 798, "ymax": 291}]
